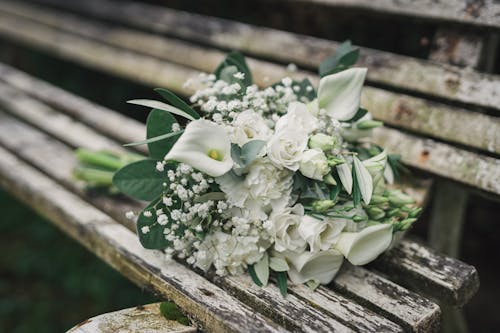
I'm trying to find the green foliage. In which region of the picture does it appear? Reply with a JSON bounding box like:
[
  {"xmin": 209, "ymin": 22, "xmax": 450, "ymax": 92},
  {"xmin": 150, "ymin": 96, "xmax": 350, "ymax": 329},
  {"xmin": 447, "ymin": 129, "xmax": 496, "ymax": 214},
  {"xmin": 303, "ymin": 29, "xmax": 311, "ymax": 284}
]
[
  {"xmin": 112, "ymin": 159, "xmax": 166, "ymax": 201},
  {"xmin": 136, "ymin": 197, "xmax": 172, "ymax": 249},
  {"xmin": 154, "ymin": 88, "xmax": 200, "ymax": 120},
  {"xmin": 346, "ymin": 107, "xmax": 368, "ymax": 123},
  {"xmin": 275, "ymin": 271, "xmax": 288, "ymax": 297},
  {"xmin": 231, "ymin": 140, "xmax": 266, "ymax": 169},
  {"xmin": 319, "ymin": 40, "xmax": 360, "ymax": 77},
  {"xmin": 146, "ymin": 109, "xmax": 179, "ymax": 160},
  {"xmin": 159, "ymin": 301, "xmax": 190, "ymax": 325},
  {"xmin": 352, "ymin": 163, "xmax": 361, "ymax": 207},
  {"xmin": 214, "ymin": 51, "xmax": 252, "ymax": 87},
  {"xmin": 248, "ymin": 264, "xmax": 263, "ymax": 287}
]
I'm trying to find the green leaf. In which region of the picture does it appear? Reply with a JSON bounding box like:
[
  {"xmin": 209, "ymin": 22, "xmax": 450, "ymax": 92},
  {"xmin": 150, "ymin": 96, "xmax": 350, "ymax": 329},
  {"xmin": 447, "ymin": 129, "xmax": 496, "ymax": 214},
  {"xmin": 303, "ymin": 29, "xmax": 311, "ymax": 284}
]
[
  {"xmin": 127, "ymin": 99, "xmax": 196, "ymax": 121},
  {"xmin": 155, "ymin": 88, "xmax": 200, "ymax": 120},
  {"xmin": 352, "ymin": 163, "xmax": 361, "ymax": 207},
  {"xmin": 269, "ymin": 257, "xmax": 289, "ymax": 272},
  {"xmin": 254, "ymin": 253, "xmax": 269, "ymax": 286},
  {"xmin": 275, "ymin": 271, "xmax": 288, "ymax": 297},
  {"xmin": 319, "ymin": 40, "xmax": 360, "ymax": 77},
  {"xmin": 147, "ymin": 109, "xmax": 179, "ymax": 160},
  {"xmin": 124, "ymin": 130, "xmax": 183, "ymax": 147},
  {"xmin": 353, "ymin": 156, "xmax": 373, "ymax": 204},
  {"xmin": 248, "ymin": 264, "xmax": 263, "ymax": 287},
  {"xmin": 112, "ymin": 159, "xmax": 166, "ymax": 200},
  {"xmin": 336, "ymin": 162, "xmax": 353, "ymax": 194},
  {"xmin": 294, "ymin": 78, "xmax": 316, "ymax": 101},
  {"xmin": 137, "ymin": 197, "xmax": 171, "ymax": 249},
  {"xmin": 329, "ymin": 172, "xmax": 342, "ymax": 201},
  {"xmin": 214, "ymin": 51, "xmax": 252, "ymax": 87},
  {"xmin": 346, "ymin": 108, "xmax": 368, "ymax": 123},
  {"xmin": 240, "ymin": 140, "xmax": 265, "ymax": 165}
]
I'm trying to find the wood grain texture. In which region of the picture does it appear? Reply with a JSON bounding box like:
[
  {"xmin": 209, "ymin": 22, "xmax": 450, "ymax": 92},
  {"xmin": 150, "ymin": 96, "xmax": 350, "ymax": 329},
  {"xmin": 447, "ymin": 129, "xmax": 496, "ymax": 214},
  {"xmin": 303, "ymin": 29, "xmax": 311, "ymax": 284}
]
[
  {"xmin": 0, "ymin": 145, "xmax": 289, "ymax": 333},
  {"xmin": 0, "ymin": 15, "xmax": 497, "ymax": 195},
  {"xmin": 285, "ymin": 0, "xmax": 500, "ymax": 29},
  {"xmin": 0, "ymin": 80, "xmax": 476, "ymax": 307},
  {"xmin": 17, "ymin": 0, "xmax": 500, "ymax": 110},
  {"xmin": 1, "ymin": 3, "xmax": 499, "ymax": 155},
  {"xmin": 67, "ymin": 303, "xmax": 197, "ymax": 333}
]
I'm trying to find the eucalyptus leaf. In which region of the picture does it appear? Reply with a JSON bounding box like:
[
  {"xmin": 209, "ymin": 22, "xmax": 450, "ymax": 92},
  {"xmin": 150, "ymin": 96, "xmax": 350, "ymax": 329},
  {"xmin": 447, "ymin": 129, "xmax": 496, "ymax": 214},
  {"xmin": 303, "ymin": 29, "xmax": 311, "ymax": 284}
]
[
  {"xmin": 240, "ymin": 140, "xmax": 265, "ymax": 165},
  {"xmin": 128, "ymin": 99, "xmax": 196, "ymax": 121},
  {"xmin": 319, "ymin": 40, "xmax": 360, "ymax": 77},
  {"xmin": 155, "ymin": 88, "xmax": 200, "ymax": 120},
  {"xmin": 137, "ymin": 197, "xmax": 172, "ymax": 249},
  {"xmin": 194, "ymin": 192, "xmax": 226, "ymax": 203},
  {"xmin": 254, "ymin": 253, "xmax": 269, "ymax": 286},
  {"xmin": 112, "ymin": 159, "xmax": 166, "ymax": 200},
  {"xmin": 353, "ymin": 156, "xmax": 373, "ymax": 205},
  {"xmin": 147, "ymin": 109, "xmax": 179, "ymax": 160}
]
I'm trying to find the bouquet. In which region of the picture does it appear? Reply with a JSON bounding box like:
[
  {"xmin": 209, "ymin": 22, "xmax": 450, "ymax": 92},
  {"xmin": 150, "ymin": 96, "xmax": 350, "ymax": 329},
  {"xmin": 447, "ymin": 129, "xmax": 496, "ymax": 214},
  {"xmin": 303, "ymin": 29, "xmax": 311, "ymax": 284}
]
[{"xmin": 75, "ymin": 42, "xmax": 420, "ymax": 295}]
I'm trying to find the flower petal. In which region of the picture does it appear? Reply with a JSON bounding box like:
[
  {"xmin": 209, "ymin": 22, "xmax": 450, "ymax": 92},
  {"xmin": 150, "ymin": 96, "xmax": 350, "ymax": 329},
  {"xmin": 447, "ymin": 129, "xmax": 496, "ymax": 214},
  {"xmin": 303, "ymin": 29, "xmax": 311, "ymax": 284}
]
[
  {"xmin": 286, "ymin": 250, "xmax": 344, "ymax": 284},
  {"xmin": 318, "ymin": 68, "xmax": 367, "ymax": 121},
  {"xmin": 334, "ymin": 223, "xmax": 393, "ymax": 265},
  {"xmin": 165, "ymin": 119, "xmax": 233, "ymax": 177}
]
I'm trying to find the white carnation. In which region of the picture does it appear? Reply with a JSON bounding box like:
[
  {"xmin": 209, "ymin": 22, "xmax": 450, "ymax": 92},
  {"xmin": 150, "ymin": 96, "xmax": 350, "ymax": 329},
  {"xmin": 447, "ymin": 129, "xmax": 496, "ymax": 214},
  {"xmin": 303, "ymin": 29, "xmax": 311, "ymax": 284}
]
[{"xmin": 231, "ymin": 110, "xmax": 272, "ymax": 145}]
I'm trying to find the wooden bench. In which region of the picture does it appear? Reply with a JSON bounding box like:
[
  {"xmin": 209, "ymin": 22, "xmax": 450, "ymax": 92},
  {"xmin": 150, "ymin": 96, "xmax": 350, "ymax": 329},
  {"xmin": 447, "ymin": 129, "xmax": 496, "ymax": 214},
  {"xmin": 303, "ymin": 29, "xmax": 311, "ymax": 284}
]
[
  {"xmin": 0, "ymin": 0, "xmax": 494, "ymax": 331},
  {"xmin": 0, "ymin": 61, "xmax": 476, "ymax": 333}
]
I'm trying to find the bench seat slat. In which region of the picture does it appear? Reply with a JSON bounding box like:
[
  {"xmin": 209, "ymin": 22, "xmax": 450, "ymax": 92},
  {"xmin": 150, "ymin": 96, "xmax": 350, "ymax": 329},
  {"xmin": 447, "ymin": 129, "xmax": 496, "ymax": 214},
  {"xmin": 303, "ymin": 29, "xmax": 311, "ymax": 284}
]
[
  {"xmin": 0, "ymin": 66, "xmax": 477, "ymax": 304},
  {"xmin": 0, "ymin": 145, "xmax": 289, "ymax": 333},
  {"xmin": 0, "ymin": 14, "xmax": 498, "ymax": 195},
  {"xmin": 2, "ymin": 1, "xmax": 500, "ymax": 156},
  {"xmin": 20, "ymin": 0, "xmax": 500, "ymax": 111},
  {"xmin": 0, "ymin": 111, "xmax": 413, "ymax": 332}
]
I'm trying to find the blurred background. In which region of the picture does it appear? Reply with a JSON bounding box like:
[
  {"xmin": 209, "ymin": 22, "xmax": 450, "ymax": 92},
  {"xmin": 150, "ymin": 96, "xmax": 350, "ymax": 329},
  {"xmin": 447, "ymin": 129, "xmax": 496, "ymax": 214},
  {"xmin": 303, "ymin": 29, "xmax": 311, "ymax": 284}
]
[{"xmin": 0, "ymin": 0, "xmax": 499, "ymax": 332}]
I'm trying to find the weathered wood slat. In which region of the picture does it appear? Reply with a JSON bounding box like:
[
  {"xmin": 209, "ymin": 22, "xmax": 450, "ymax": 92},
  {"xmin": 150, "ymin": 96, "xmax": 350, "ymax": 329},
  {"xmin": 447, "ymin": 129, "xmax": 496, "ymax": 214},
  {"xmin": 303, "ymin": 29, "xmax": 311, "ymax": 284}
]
[
  {"xmin": 67, "ymin": 303, "xmax": 197, "ymax": 333},
  {"xmin": 21, "ymin": 0, "xmax": 500, "ymax": 110},
  {"xmin": 0, "ymin": 110, "xmax": 413, "ymax": 332},
  {"xmin": 1, "ymin": 5, "xmax": 499, "ymax": 156},
  {"xmin": 0, "ymin": 13, "xmax": 497, "ymax": 195},
  {"xmin": 372, "ymin": 238, "xmax": 480, "ymax": 308},
  {"xmin": 0, "ymin": 80, "xmax": 474, "ymax": 309},
  {"xmin": 285, "ymin": 0, "xmax": 500, "ymax": 29},
  {"xmin": 0, "ymin": 145, "xmax": 289, "ymax": 333}
]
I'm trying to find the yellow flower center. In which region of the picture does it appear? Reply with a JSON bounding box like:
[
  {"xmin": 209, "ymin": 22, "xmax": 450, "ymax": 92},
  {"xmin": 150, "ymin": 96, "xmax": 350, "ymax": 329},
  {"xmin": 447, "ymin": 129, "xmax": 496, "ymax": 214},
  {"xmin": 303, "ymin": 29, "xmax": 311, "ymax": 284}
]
[{"xmin": 207, "ymin": 149, "xmax": 223, "ymax": 161}]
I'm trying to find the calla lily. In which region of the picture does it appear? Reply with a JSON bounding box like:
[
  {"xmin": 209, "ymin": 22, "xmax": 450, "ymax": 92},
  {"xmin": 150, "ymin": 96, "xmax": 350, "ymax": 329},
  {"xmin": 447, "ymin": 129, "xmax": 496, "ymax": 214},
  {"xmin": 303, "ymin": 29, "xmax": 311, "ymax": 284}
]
[
  {"xmin": 286, "ymin": 249, "xmax": 344, "ymax": 284},
  {"xmin": 318, "ymin": 68, "xmax": 367, "ymax": 121},
  {"xmin": 298, "ymin": 215, "xmax": 346, "ymax": 252},
  {"xmin": 334, "ymin": 223, "xmax": 393, "ymax": 265},
  {"xmin": 164, "ymin": 119, "xmax": 233, "ymax": 177}
]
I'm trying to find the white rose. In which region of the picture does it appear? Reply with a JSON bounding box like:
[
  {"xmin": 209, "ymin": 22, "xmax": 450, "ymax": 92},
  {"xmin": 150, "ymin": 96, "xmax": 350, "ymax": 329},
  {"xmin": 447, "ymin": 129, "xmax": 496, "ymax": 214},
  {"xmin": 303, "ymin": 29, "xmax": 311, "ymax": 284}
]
[
  {"xmin": 298, "ymin": 215, "xmax": 346, "ymax": 252},
  {"xmin": 271, "ymin": 205, "xmax": 307, "ymax": 253},
  {"xmin": 275, "ymin": 102, "xmax": 319, "ymax": 134},
  {"xmin": 299, "ymin": 149, "xmax": 330, "ymax": 180},
  {"xmin": 284, "ymin": 249, "xmax": 344, "ymax": 284},
  {"xmin": 231, "ymin": 110, "xmax": 273, "ymax": 146},
  {"xmin": 267, "ymin": 130, "xmax": 308, "ymax": 171},
  {"xmin": 334, "ymin": 223, "xmax": 393, "ymax": 265}
]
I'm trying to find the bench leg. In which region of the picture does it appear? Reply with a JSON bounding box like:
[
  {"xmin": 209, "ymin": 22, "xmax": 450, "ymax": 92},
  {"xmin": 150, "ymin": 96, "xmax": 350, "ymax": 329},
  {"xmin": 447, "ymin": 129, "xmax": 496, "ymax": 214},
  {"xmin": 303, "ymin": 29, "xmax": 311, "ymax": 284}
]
[{"xmin": 429, "ymin": 180, "xmax": 468, "ymax": 257}]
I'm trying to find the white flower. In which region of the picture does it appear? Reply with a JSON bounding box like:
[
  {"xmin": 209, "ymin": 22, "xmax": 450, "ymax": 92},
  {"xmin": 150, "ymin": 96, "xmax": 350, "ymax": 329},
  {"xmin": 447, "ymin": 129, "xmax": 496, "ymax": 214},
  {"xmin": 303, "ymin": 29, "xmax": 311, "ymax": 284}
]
[
  {"xmin": 141, "ymin": 226, "xmax": 150, "ymax": 234},
  {"xmin": 308, "ymin": 133, "xmax": 336, "ymax": 151},
  {"xmin": 275, "ymin": 102, "xmax": 318, "ymax": 134},
  {"xmin": 164, "ymin": 119, "xmax": 233, "ymax": 177},
  {"xmin": 125, "ymin": 211, "xmax": 135, "ymax": 219},
  {"xmin": 271, "ymin": 205, "xmax": 307, "ymax": 252},
  {"xmin": 299, "ymin": 149, "xmax": 330, "ymax": 180},
  {"xmin": 317, "ymin": 68, "xmax": 367, "ymax": 121},
  {"xmin": 231, "ymin": 110, "xmax": 272, "ymax": 145},
  {"xmin": 298, "ymin": 215, "xmax": 346, "ymax": 252},
  {"xmin": 334, "ymin": 223, "xmax": 393, "ymax": 265},
  {"xmin": 267, "ymin": 130, "xmax": 308, "ymax": 171},
  {"xmin": 284, "ymin": 249, "xmax": 344, "ymax": 284}
]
